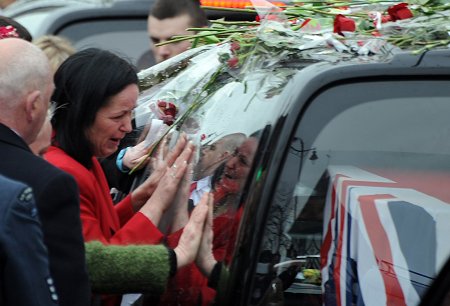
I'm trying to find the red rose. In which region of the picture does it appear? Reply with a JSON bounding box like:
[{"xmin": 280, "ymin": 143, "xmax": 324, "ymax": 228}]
[
  {"xmin": 157, "ymin": 100, "xmax": 177, "ymax": 126},
  {"xmin": 387, "ymin": 3, "xmax": 413, "ymax": 21},
  {"xmin": 333, "ymin": 14, "xmax": 356, "ymax": 36},
  {"xmin": 227, "ymin": 57, "xmax": 239, "ymax": 68},
  {"xmin": 230, "ymin": 41, "xmax": 240, "ymax": 52}
]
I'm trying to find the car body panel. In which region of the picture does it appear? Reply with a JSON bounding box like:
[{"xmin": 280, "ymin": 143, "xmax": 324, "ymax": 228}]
[{"xmin": 131, "ymin": 44, "xmax": 450, "ymax": 305}]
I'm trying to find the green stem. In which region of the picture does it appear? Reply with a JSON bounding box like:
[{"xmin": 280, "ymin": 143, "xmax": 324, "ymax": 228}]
[{"xmin": 156, "ymin": 29, "xmax": 250, "ymax": 46}]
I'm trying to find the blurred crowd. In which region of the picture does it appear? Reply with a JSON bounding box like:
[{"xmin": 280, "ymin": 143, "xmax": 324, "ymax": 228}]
[{"xmin": 0, "ymin": 1, "xmax": 258, "ymax": 306}]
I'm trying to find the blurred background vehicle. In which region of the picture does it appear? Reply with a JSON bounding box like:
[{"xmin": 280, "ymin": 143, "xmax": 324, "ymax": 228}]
[
  {"xmin": 133, "ymin": 39, "xmax": 450, "ymax": 304},
  {"xmin": 3, "ymin": 0, "xmax": 261, "ymax": 68}
]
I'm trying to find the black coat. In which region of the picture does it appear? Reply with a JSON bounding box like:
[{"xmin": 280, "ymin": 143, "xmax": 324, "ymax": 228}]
[
  {"xmin": 0, "ymin": 174, "xmax": 58, "ymax": 305},
  {"xmin": 0, "ymin": 124, "xmax": 90, "ymax": 306}
]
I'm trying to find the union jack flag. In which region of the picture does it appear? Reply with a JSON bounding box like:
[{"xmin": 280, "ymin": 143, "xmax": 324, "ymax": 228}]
[{"xmin": 321, "ymin": 166, "xmax": 450, "ymax": 306}]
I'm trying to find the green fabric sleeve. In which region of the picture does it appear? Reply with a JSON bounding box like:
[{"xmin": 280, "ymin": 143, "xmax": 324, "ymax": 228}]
[{"xmin": 85, "ymin": 241, "xmax": 170, "ymax": 294}]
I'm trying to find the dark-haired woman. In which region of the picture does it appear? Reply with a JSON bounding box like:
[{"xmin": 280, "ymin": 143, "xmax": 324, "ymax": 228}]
[{"xmin": 45, "ymin": 48, "xmax": 194, "ymax": 305}]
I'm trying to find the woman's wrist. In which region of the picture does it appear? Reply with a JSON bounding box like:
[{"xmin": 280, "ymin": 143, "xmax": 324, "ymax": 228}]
[
  {"xmin": 139, "ymin": 201, "xmax": 162, "ymax": 225},
  {"xmin": 116, "ymin": 147, "xmax": 130, "ymax": 173},
  {"xmin": 198, "ymin": 256, "xmax": 217, "ymax": 278}
]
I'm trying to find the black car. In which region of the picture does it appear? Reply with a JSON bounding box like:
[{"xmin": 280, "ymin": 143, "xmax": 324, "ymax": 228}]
[
  {"xmin": 130, "ymin": 16, "xmax": 450, "ymax": 305},
  {"xmin": 8, "ymin": 1, "xmax": 450, "ymax": 305}
]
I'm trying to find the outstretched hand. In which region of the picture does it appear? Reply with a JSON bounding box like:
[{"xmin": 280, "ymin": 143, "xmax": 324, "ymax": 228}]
[
  {"xmin": 174, "ymin": 192, "xmax": 213, "ymax": 269},
  {"xmin": 122, "ymin": 141, "xmax": 151, "ymax": 171},
  {"xmin": 195, "ymin": 193, "xmax": 217, "ymax": 277},
  {"xmin": 131, "ymin": 133, "xmax": 189, "ymax": 212},
  {"xmin": 137, "ymin": 135, "xmax": 195, "ymax": 225}
]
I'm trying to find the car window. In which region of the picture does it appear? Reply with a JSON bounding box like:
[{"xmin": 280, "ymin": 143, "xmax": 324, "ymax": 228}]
[
  {"xmin": 131, "ymin": 44, "xmax": 299, "ymax": 304},
  {"xmin": 56, "ymin": 18, "xmax": 154, "ymax": 67},
  {"xmin": 249, "ymin": 79, "xmax": 450, "ymax": 305}
]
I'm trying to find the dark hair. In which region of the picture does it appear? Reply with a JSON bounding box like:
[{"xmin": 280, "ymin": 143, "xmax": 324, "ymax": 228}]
[
  {"xmin": 150, "ymin": 0, "xmax": 208, "ymax": 27},
  {"xmin": 0, "ymin": 16, "xmax": 32, "ymax": 41},
  {"xmin": 51, "ymin": 48, "xmax": 138, "ymax": 168}
]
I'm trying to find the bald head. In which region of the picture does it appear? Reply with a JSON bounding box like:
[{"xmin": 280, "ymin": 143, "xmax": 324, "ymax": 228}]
[
  {"xmin": 0, "ymin": 38, "xmax": 53, "ymax": 144},
  {"xmin": 195, "ymin": 133, "xmax": 247, "ymax": 180}
]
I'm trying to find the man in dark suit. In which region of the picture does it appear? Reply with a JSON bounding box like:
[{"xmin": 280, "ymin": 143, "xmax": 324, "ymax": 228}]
[
  {"xmin": 0, "ymin": 38, "xmax": 90, "ymax": 306},
  {"xmin": 0, "ymin": 174, "xmax": 59, "ymax": 305}
]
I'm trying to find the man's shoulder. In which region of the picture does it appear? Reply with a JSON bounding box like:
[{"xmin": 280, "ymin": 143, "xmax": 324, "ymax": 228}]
[
  {"xmin": 0, "ymin": 175, "xmax": 33, "ymax": 220},
  {"xmin": 0, "ymin": 143, "xmax": 76, "ymax": 193},
  {"xmin": 0, "ymin": 175, "xmax": 29, "ymax": 202}
]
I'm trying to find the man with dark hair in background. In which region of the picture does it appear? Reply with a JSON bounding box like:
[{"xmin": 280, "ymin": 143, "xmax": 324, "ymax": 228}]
[{"xmin": 137, "ymin": 0, "xmax": 208, "ymax": 69}]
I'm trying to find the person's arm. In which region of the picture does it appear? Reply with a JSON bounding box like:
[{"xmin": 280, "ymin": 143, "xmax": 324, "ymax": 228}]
[
  {"xmin": 130, "ymin": 134, "xmax": 192, "ymax": 212},
  {"xmin": 1, "ymin": 181, "xmax": 59, "ymax": 305},
  {"xmin": 85, "ymin": 241, "xmax": 171, "ymax": 294},
  {"xmin": 195, "ymin": 194, "xmax": 229, "ymax": 303},
  {"xmin": 38, "ymin": 172, "xmax": 91, "ymax": 306},
  {"xmin": 116, "ymin": 141, "xmax": 151, "ymax": 173},
  {"xmin": 85, "ymin": 195, "xmax": 210, "ymax": 294}
]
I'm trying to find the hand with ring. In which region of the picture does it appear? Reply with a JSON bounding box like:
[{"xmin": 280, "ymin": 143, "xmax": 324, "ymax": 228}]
[
  {"xmin": 130, "ymin": 133, "xmax": 188, "ymax": 212},
  {"xmin": 137, "ymin": 136, "xmax": 195, "ymax": 226}
]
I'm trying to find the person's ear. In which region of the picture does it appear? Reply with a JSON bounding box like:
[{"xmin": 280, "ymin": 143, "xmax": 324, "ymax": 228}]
[{"xmin": 24, "ymin": 90, "xmax": 41, "ymax": 122}]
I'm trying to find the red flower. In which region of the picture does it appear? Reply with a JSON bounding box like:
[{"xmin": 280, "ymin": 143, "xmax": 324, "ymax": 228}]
[
  {"xmin": 200, "ymin": 134, "xmax": 206, "ymax": 141},
  {"xmin": 387, "ymin": 3, "xmax": 413, "ymax": 21},
  {"xmin": 227, "ymin": 57, "xmax": 239, "ymax": 68},
  {"xmin": 333, "ymin": 14, "xmax": 356, "ymax": 36},
  {"xmin": 230, "ymin": 41, "xmax": 240, "ymax": 52},
  {"xmin": 157, "ymin": 100, "xmax": 177, "ymax": 126},
  {"xmin": 0, "ymin": 26, "xmax": 19, "ymax": 39}
]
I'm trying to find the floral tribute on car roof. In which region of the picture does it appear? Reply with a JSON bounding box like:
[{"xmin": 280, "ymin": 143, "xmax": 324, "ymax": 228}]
[{"xmin": 132, "ymin": 0, "xmax": 449, "ymax": 172}]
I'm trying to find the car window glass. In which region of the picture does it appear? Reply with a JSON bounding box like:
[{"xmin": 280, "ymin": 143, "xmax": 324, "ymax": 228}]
[
  {"xmin": 250, "ymin": 80, "xmax": 450, "ymax": 305},
  {"xmin": 131, "ymin": 45, "xmax": 299, "ymax": 304}
]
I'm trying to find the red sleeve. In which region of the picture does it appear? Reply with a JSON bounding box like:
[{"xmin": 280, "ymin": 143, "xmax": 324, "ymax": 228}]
[
  {"xmin": 114, "ymin": 194, "xmax": 134, "ymax": 226},
  {"xmin": 166, "ymin": 228, "xmax": 183, "ymax": 248},
  {"xmin": 78, "ymin": 190, "xmax": 163, "ymax": 245}
]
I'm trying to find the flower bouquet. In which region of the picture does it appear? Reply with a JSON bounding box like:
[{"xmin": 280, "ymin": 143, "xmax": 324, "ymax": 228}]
[{"xmin": 132, "ymin": 0, "xmax": 449, "ymax": 172}]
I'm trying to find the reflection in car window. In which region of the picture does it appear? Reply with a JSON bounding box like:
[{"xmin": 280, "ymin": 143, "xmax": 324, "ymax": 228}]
[
  {"xmin": 131, "ymin": 43, "xmax": 298, "ymax": 304},
  {"xmin": 250, "ymin": 80, "xmax": 450, "ymax": 305}
]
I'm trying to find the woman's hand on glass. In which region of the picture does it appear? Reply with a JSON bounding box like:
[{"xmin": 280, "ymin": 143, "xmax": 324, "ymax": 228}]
[
  {"xmin": 137, "ymin": 137, "xmax": 194, "ymax": 225},
  {"xmin": 131, "ymin": 133, "xmax": 188, "ymax": 211},
  {"xmin": 174, "ymin": 192, "xmax": 212, "ymax": 269},
  {"xmin": 195, "ymin": 193, "xmax": 217, "ymax": 277}
]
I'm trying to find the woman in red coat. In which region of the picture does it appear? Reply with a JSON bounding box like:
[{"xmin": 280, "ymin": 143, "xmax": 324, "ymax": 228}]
[{"xmin": 45, "ymin": 48, "xmax": 194, "ymax": 305}]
